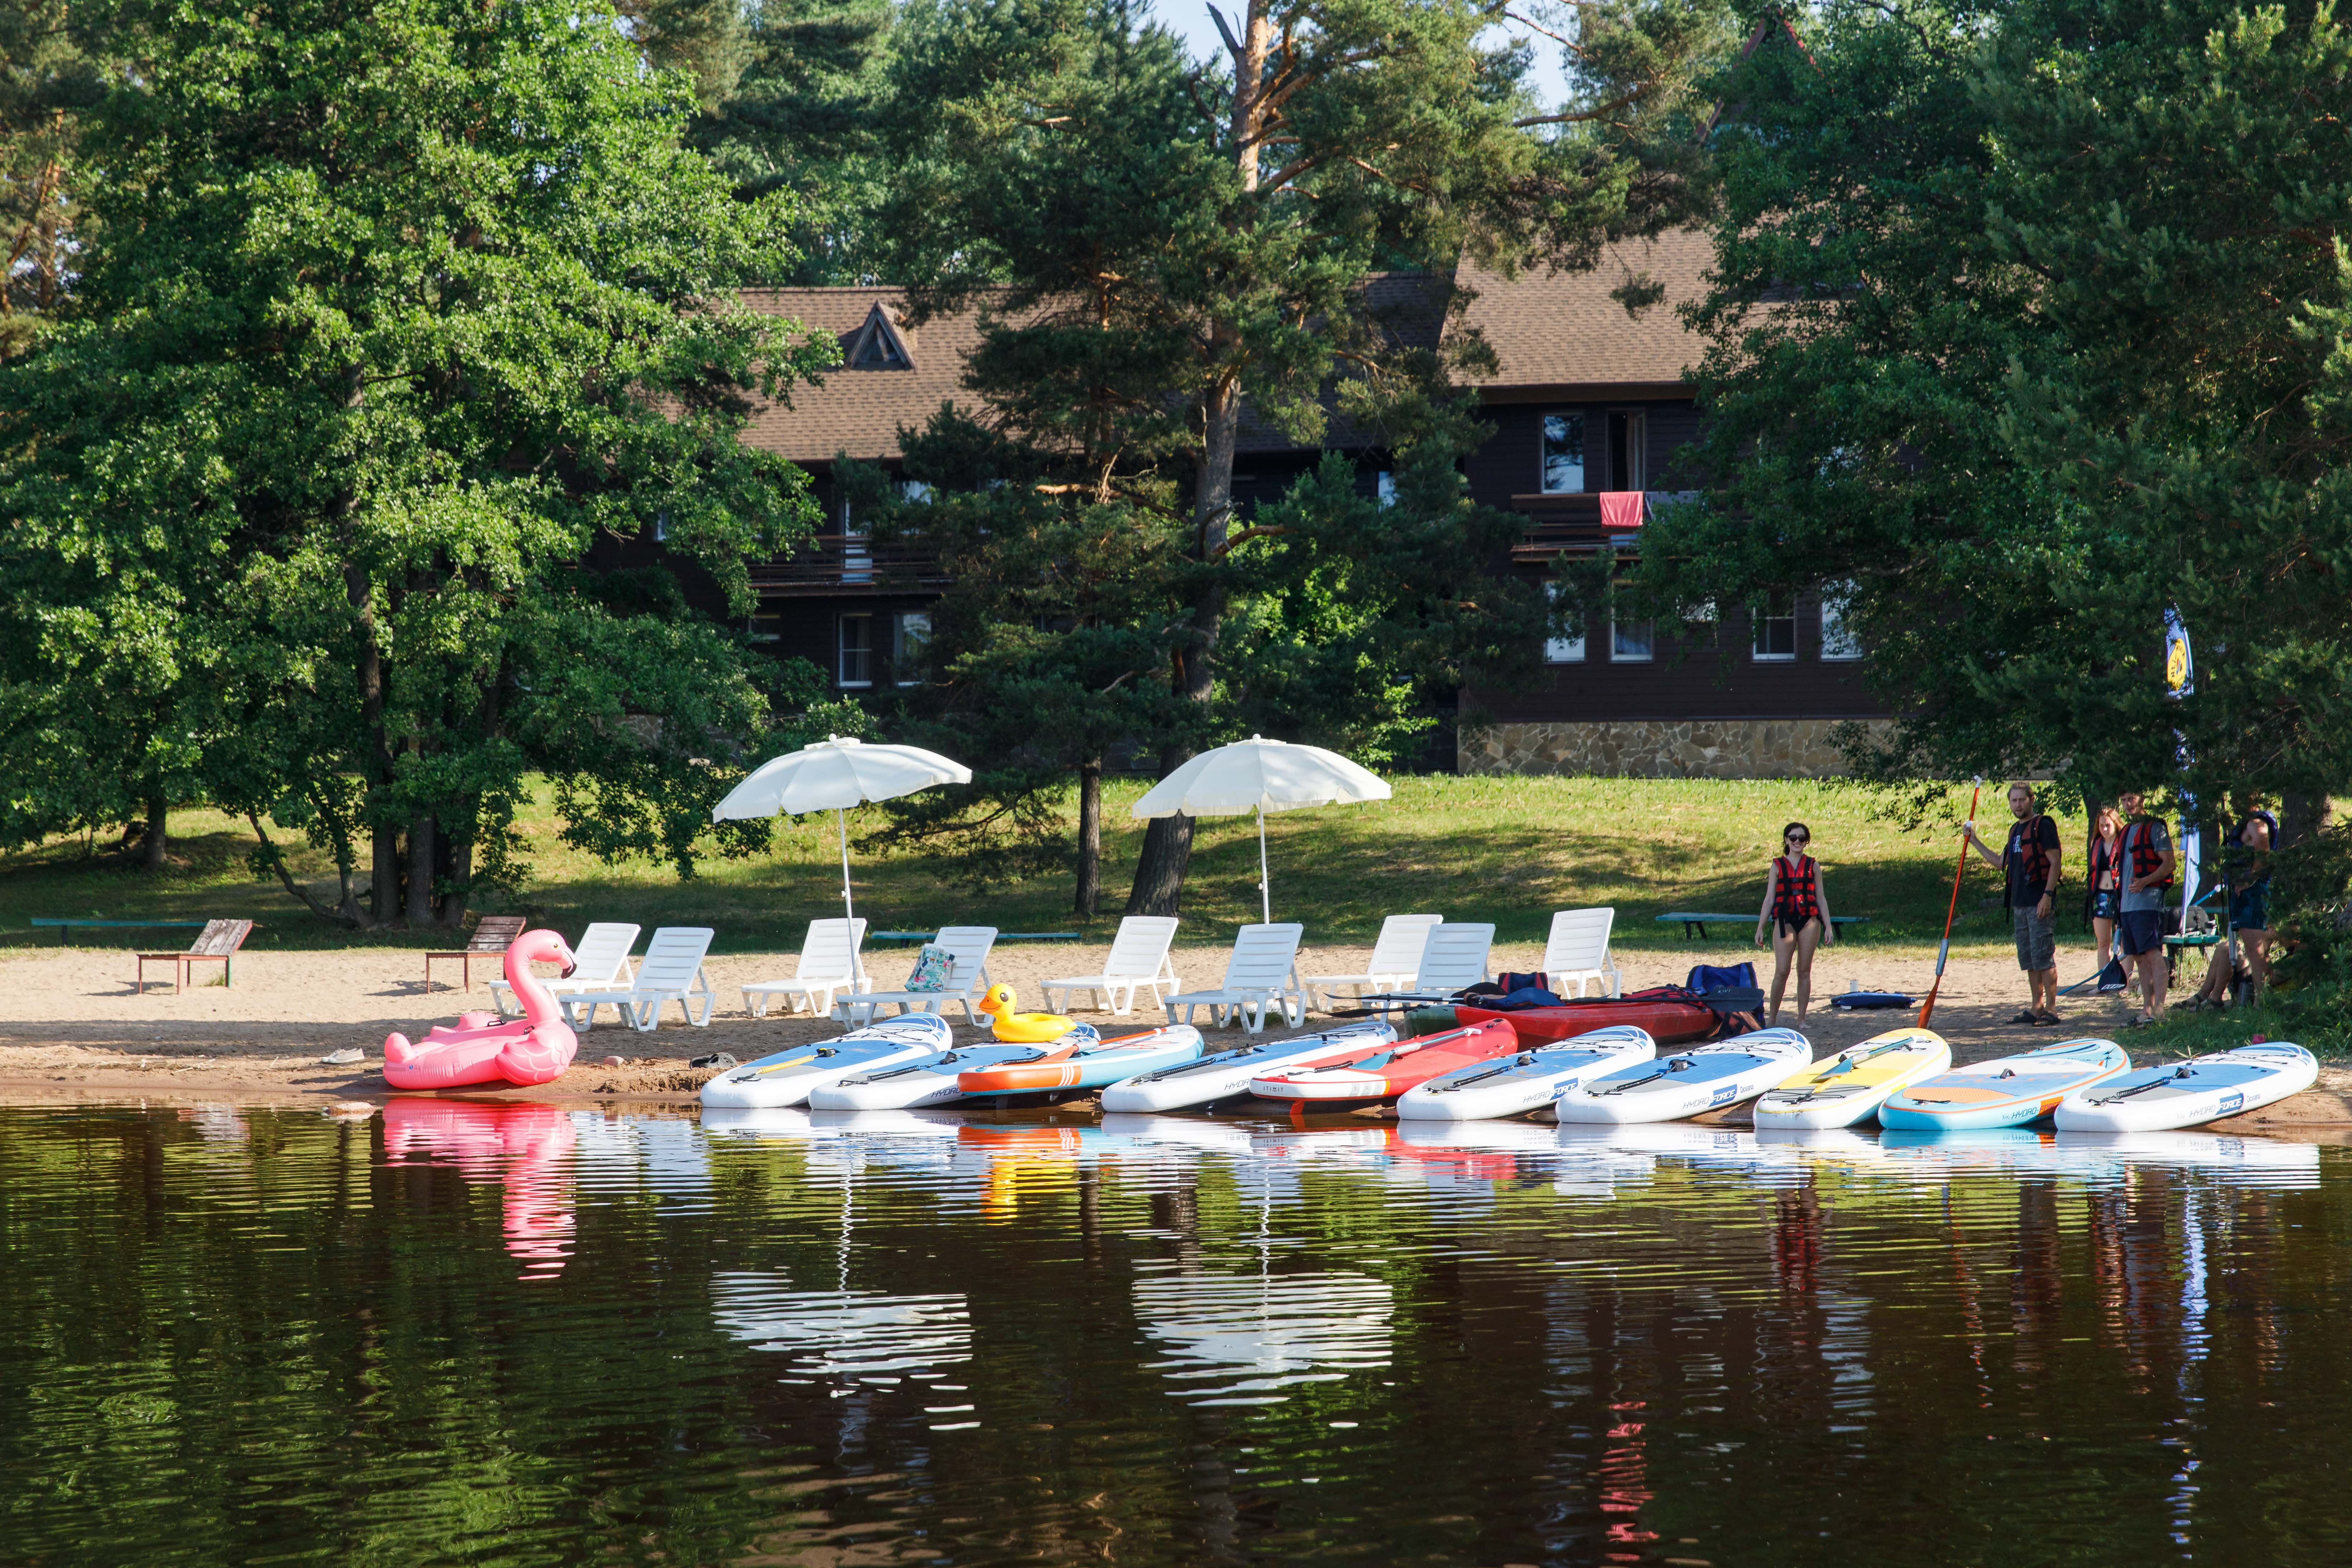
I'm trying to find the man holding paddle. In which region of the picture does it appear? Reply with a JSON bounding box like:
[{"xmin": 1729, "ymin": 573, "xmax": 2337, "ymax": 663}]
[{"xmin": 1964, "ymin": 782, "xmax": 2065, "ymax": 1026}]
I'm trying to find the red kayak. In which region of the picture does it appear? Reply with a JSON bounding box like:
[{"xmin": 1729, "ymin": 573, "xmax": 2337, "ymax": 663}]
[
  {"xmin": 1248, "ymin": 1019, "xmax": 1519, "ymax": 1109},
  {"xmin": 1452, "ymin": 989, "xmax": 1729, "ymax": 1050}
]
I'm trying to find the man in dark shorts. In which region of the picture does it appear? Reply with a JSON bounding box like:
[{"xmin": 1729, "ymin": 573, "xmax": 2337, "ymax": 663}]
[
  {"xmin": 2114, "ymin": 789, "xmax": 2176, "ymax": 1025},
  {"xmin": 1964, "ymin": 782, "xmax": 2064, "ymax": 1025}
]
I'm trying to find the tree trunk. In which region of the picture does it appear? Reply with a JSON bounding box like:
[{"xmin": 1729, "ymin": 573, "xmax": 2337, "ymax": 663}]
[
  {"xmin": 439, "ymin": 823, "xmax": 471, "ymax": 928},
  {"xmin": 2282, "ymin": 790, "xmax": 2332, "ymax": 849},
  {"xmin": 351, "ymin": 562, "xmax": 403, "ymax": 928},
  {"xmin": 406, "ymin": 812, "xmax": 438, "ymax": 927},
  {"xmin": 140, "ymin": 787, "xmax": 168, "ymax": 871},
  {"xmin": 1074, "ymin": 759, "xmax": 1103, "ymax": 917}
]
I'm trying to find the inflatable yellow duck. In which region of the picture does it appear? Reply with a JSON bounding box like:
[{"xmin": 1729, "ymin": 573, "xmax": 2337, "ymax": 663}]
[{"xmin": 976, "ymin": 983, "xmax": 1082, "ymax": 1044}]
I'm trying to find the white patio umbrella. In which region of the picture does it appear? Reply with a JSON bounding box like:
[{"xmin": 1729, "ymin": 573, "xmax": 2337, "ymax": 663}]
[
  {"xmin": 1130, "ymin": 736, "xmax": 1392, "ymax": 924},
  {"xmin": 712, "ymin": 736, "xmax": 972, "ymax": 922}
]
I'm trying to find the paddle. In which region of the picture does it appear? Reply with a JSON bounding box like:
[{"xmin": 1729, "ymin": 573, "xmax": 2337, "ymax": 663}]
[{"xmin": 1918, "ymin": 777, "xmax": 1983, "ymax": 1029}]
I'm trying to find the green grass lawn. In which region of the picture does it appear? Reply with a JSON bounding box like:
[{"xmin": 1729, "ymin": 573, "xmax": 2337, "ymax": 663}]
[{"xmin": 0, "ymin": 776, "xmax": 2058, "ymax": 955}]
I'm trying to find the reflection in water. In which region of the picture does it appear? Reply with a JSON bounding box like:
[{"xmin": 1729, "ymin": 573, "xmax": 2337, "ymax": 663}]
[
  {"xmin": 6, "ymin": 1105, "xmax": 2352, "ymax": 1565},
  {"xmin": 1130, "ymin": 1264, "xmax": 1393, "ymax": 1406},
  {"xmin": 381, "ymin": 1099, "xmax": 576, "ymax": 1280}
]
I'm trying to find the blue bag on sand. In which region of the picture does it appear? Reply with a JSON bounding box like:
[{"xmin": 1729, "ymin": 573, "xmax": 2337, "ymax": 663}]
[
  {"xmin": 1830, "ymin": 991, "xmax": 1915, "ymax": 1011},
  {"xmin": 1685, "ymin": 962, "xmax": 1758, "ymax": 994}
]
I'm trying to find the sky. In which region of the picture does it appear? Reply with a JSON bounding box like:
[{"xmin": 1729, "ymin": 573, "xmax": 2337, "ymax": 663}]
[{"xmin": 1153, "ymin": 2, "xmax": 1575, "ymax": 112}]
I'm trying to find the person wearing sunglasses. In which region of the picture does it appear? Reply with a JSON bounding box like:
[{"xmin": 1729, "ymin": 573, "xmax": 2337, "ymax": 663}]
[{"xmin": 1754, "ymin": 821, "xmax": 1834, "ymax": 1025}]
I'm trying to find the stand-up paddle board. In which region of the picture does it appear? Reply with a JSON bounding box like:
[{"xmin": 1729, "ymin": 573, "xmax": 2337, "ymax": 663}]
[
  {"xmin": 1397, "ymin": 1026, "xmax": 1656, "ymax": 1122},
  {"xmin": 1552, "ymin": 1030, "xmax": 1812, "ymax": 1124},
  {"xmin": 700, "ymin": 1014, "xmax": 955, "ymax": 1109},
  {"xmin": 1248, "ymin": 1019, "xmax": 1520, "ymax": 1109},
  {"xmin": 955, "ymin": 1025, "xmax": 1203, "ymax": 1099},
  {"xmin": 2054, "ymin": 1042, "xmax": 2316, "ymax": 1132},
  {"xmin": 1878, "ymin": 1037, "xmax": 2127, "ymax": 1130},
  {"xmin": 1752, "ymin": 1029, "xmax": 1952, "ymax": 1129},
  {"xmin": 808, "ymin": 1039, "xmax": 1058, "ymax": 1110},
  {"xmin": 1100, "ymin": 1021, "xmax": 1396, "ymax": 1112}
]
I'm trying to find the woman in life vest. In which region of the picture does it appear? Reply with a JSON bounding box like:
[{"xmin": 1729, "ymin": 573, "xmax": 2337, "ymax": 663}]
[
  {"xmin": 1754, "ymin": 821, "xmax": 1835, "ymax": 1025},
  {"xmin": 2087, "ymin": 803, "xmax": 2126, "ymax": 978}
]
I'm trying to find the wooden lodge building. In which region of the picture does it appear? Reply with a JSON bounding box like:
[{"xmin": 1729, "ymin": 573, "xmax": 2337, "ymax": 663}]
[{"xmin": 647, "ymin": 230, "xmax": 1886, "ymax": 778}]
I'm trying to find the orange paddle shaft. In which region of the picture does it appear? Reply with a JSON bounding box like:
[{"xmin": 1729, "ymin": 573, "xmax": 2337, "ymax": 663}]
[{"xmin": 1918, "ymin": 778, "xmax": 1983, "ymax": 1028}]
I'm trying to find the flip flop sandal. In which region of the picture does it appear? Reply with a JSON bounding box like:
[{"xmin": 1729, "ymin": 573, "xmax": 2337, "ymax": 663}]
[
  {"xmin": 2008, "ymin": 1009, "xmax": 2038, "ymax": 1025},
  {"xmin": 2032, "ymin": 1010, "xmax": 2063, "ymax": 1027}
]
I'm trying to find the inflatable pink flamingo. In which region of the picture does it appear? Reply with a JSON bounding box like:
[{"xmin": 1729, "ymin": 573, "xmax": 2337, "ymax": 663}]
[{"xmin": 384, "ymin": 928, "xmax": 581, "ymax": 1090}]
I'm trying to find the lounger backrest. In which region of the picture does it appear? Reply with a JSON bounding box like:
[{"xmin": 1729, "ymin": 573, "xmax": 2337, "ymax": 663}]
[
  {"xmin": 1413, "ymin": 922, "xmax": 1495, "ymax": 992},
  {"xmin": 635, "ymin": 927, "xmax": 716, "ymax": 991},
  {"xmin": 467, "ymin": 915, "xmax": 527, "ymax": 954},
  {"xmin": 190, "ymin": 918, "xmax": 254, "ymax": 957},
  {"xmin": 1542, "ymin": 908, "xmax": 1615, "ymax": 973},
  {"xmin": 797, "ymin": 918, "xmax": 869, "ymax": 983},
  {"xmin": 1105, "ymin": 915, "xmax": 1180, "ymax": 977},
  {"xmin": 568, "ymin": 922, "xmax": 642, "ymax": 985},
  {"xmin": 1366, "ymin": 913, "xmax": 1444, "ymax": 976},
  {"xmin": 920, "ymin": 925, "xmax": 998, "ymax": 991},
  {"xmin": 1220, "ymin": 923, "xmax": 1304, "ymax": 990}
]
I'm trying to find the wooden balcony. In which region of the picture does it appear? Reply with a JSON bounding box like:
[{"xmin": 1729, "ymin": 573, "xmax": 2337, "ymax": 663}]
[{"xmin": 748, "ymin": 534, "xmax": 949, "ymax": 599}]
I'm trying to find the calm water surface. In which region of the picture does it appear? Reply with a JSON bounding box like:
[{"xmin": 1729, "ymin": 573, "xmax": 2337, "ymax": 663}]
[{"xmin": 1, "ymin": 1101, "xmax": 2345, "ymax": 1566}]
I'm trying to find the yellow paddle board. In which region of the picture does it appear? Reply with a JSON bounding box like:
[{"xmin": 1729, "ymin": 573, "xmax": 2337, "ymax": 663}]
[{"xmin": 1752, "ymin": 1029, "xmax": 1952, "ymax": 1129}]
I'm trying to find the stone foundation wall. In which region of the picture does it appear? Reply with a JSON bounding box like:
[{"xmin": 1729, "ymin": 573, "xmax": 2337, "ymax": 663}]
[{"xmin": 1459, "ymin": 718, "xmax": 1890, "ymax": 779}]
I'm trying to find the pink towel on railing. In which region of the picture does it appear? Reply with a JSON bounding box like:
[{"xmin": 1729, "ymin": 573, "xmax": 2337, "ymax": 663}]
[{"xmin": 1599, "ymin": 491, "xmax": 1646, "ymax": 531}]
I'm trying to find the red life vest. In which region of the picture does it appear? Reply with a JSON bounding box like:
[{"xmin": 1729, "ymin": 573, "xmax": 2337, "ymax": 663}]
[
  {"xmin": 1771, "ymin": 855, "xmax": 1822, "ymax": 928},
  {"xmin": 2007, "ymin": 814, "xmax": 2054, "ymax": 893},
  {"xmin": 2123, "ymin": 820, "xmax": 2173, "ymax": 889},
  {"xmin": 2090, "ymin": 832, "xmax": 2123, "ymax": 892}
]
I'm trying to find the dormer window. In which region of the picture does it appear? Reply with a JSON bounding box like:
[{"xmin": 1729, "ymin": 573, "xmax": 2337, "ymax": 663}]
[{"xmin": 843, "ymin": 302, "xmax": 914, "ymax": 371}]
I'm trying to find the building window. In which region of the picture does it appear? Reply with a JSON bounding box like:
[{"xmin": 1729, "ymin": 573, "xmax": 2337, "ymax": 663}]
[
  {"xmin": 838, "ymin": 614, "xmax": 874, "ymax": 688},
  {"xmin": 1541, "ymin": 413, "xmax": 1585, "ymax": 494},
  {"xmin": 1544, "ymin": 583, "xmax": 1585, "ymax": 663},
  {"xmin": 900, "ymin": 479, "xmax": 931, "ymax": 503},
  {"xmin": 1820, "ymin": 582, "xmax": 1864, "ymax": 660},
  {"xmin": 1752, "ymin": 597, "xmax": 1797, "ymax": 661},
  {"xmin": 747, "ymin": 611, "xmax": 782, "ymax": 644},
  {"xmin": 891, "ymin": 611, "xmax": 931, "ymax": 686},
  {"xmin": 1376, "ymin": 470, "xmax": 1396, "ymax": 508},
  {"xmin": 1610, "ymin": 618, "xmax": 1654, "ymax": 662},
  {"xmin": 1608, "ymin": 410, "xmax": 1647, "ymax": 490}
]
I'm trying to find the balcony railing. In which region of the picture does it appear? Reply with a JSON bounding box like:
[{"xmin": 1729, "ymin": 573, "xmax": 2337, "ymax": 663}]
[{"xmin": 748, "ymin": 534, "xmax": 949, "ymax": 598}]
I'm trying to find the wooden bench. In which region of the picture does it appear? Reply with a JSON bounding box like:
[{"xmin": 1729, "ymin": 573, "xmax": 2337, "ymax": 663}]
[
  {"xmin": 425, "ymin": 915, "xmax": 527, "ymax": 993},
  {"xmin": 136, "ymin": 919, "xmax": 254, "ymax": 994},
  {"xmin": 872, "ymin": 930, "xmax": 1085, "ymax": 945},
  {"xmin": 1657, "ymin": 912, "xmax": 1873, "ymax": 940}
]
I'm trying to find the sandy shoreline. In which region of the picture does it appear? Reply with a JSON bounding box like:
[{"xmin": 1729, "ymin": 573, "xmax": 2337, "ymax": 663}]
[{"xmin": 2, "ymin": 938, "xmax": 2341, "ymax": 1135}]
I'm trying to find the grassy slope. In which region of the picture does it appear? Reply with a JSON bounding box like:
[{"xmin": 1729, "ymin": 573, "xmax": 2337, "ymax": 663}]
[{"xmin": 0, "ymin": 777, "xmax": 2048, "ymax": 955}]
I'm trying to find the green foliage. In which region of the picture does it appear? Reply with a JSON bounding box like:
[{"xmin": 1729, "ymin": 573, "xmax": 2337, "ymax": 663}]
[
  {"xmin": 1641, "ymin": 0, "xmax": 2352, "ymax": 810},
  {"xmin": 0, "ymin": 0, "xmax": 835, "ymax": 924}
]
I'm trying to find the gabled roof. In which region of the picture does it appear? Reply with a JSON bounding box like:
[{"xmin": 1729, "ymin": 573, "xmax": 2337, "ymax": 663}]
[{"xmin": 734, "ymin": 236, "xmax": 1715, "ymax": 464}]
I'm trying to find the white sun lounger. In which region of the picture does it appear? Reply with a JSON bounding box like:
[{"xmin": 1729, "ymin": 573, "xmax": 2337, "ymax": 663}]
[
  {"xmin": 739, "ymin": 918, "xmax": 871, "ymax": 1019},
  {"xmin": 557, "ymin": 927, "xmax": 718, "ymax": 1032},
  {"xmin": 1041, "ymin": 916, "xmax": 1182, "ymax": 1015},
  {"xmin": 488, "ymin": 921, "xmax": 640, "ymax": 1017},
  {"xmin": 1303, "ymin": 913, "xmax": 1442, "ymax": 1011},
  {"xmin": 1542, "ymin": 907, "xmax": 1622, "ymax": 997},
  {"xmin": 835, "ymin": 925, "xmax": 999, "ymax": 1026},
  {"xmin": 1356, "ymin": 922, "xmax": 1497, "ymax": 1008},
  {"xmin": 1162, "ymin": 923, "xmax": 1306, "ymax": 1033}
]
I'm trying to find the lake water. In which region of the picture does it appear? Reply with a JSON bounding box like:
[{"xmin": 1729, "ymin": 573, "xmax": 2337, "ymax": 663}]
[{"xmin": 1, "ymin": 1101, "xmax": 2344, "ymax": 1566}]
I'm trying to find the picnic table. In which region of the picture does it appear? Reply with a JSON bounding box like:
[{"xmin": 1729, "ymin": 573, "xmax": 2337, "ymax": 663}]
[
  {"xmin": 873, "ymin": 930, "xmax": 1085, "ymax": 946},
  {"xmin": 1657, "ymin": 912, "xmax": 1872, "ymax": 941}
]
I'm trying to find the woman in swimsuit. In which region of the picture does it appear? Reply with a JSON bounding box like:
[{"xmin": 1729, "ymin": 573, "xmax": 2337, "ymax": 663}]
[
  {"xmin": 2087, "ymin": 803, "xmax": 2125, "ymax": 978},
  {"xmin": 1754, "ymin": 821, "xmax": 1835, "ymax": 1025}
]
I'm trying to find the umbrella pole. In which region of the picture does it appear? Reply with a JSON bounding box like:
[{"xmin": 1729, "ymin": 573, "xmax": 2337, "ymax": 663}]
[
  {"xmin": 838, "ymin": 807, "xmax": 854, "ymax": 923},
  {"xmin": 1257, "ymin": 805, "xmax": 1271, "ymax": 926}
]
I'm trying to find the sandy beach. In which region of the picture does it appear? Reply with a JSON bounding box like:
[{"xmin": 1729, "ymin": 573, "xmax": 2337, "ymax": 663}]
[{"xmin": 4, "ymin": 936, "xmax": 2341, "ymax": 1133}]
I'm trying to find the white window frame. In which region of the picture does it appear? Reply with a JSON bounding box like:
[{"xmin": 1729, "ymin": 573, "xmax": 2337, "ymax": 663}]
[
  {"xmin": 837, "ymin": 613, "xmax": 875, "ymax": 689},
  {"xmin": 1751, "ymin": 597, "xmax": 1797, "ymax": 662},
  {"xmin": 1610, "ymin": 618, "xmax": 1654, "ymax": 663},
  {"xmin": 891, "ymin": 611, "xmax": 931, "ymax": 687},
  {"xmin": 1820, "ymin": 582, "xmax": 1864, "ymax": 660},
  {"xmin": 1541, "ymin": 412, "xmax": 1585, "ymax": 495}
]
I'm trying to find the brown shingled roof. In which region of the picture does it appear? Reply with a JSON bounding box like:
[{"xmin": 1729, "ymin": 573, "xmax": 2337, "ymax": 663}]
[
  {"xmin": 734, "ymin": 239, "xmax": 1713, "ymax": 464},
  {"xmin": 1453, "ymin": 229, "xmax": 1714, "ymax": 399}
]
